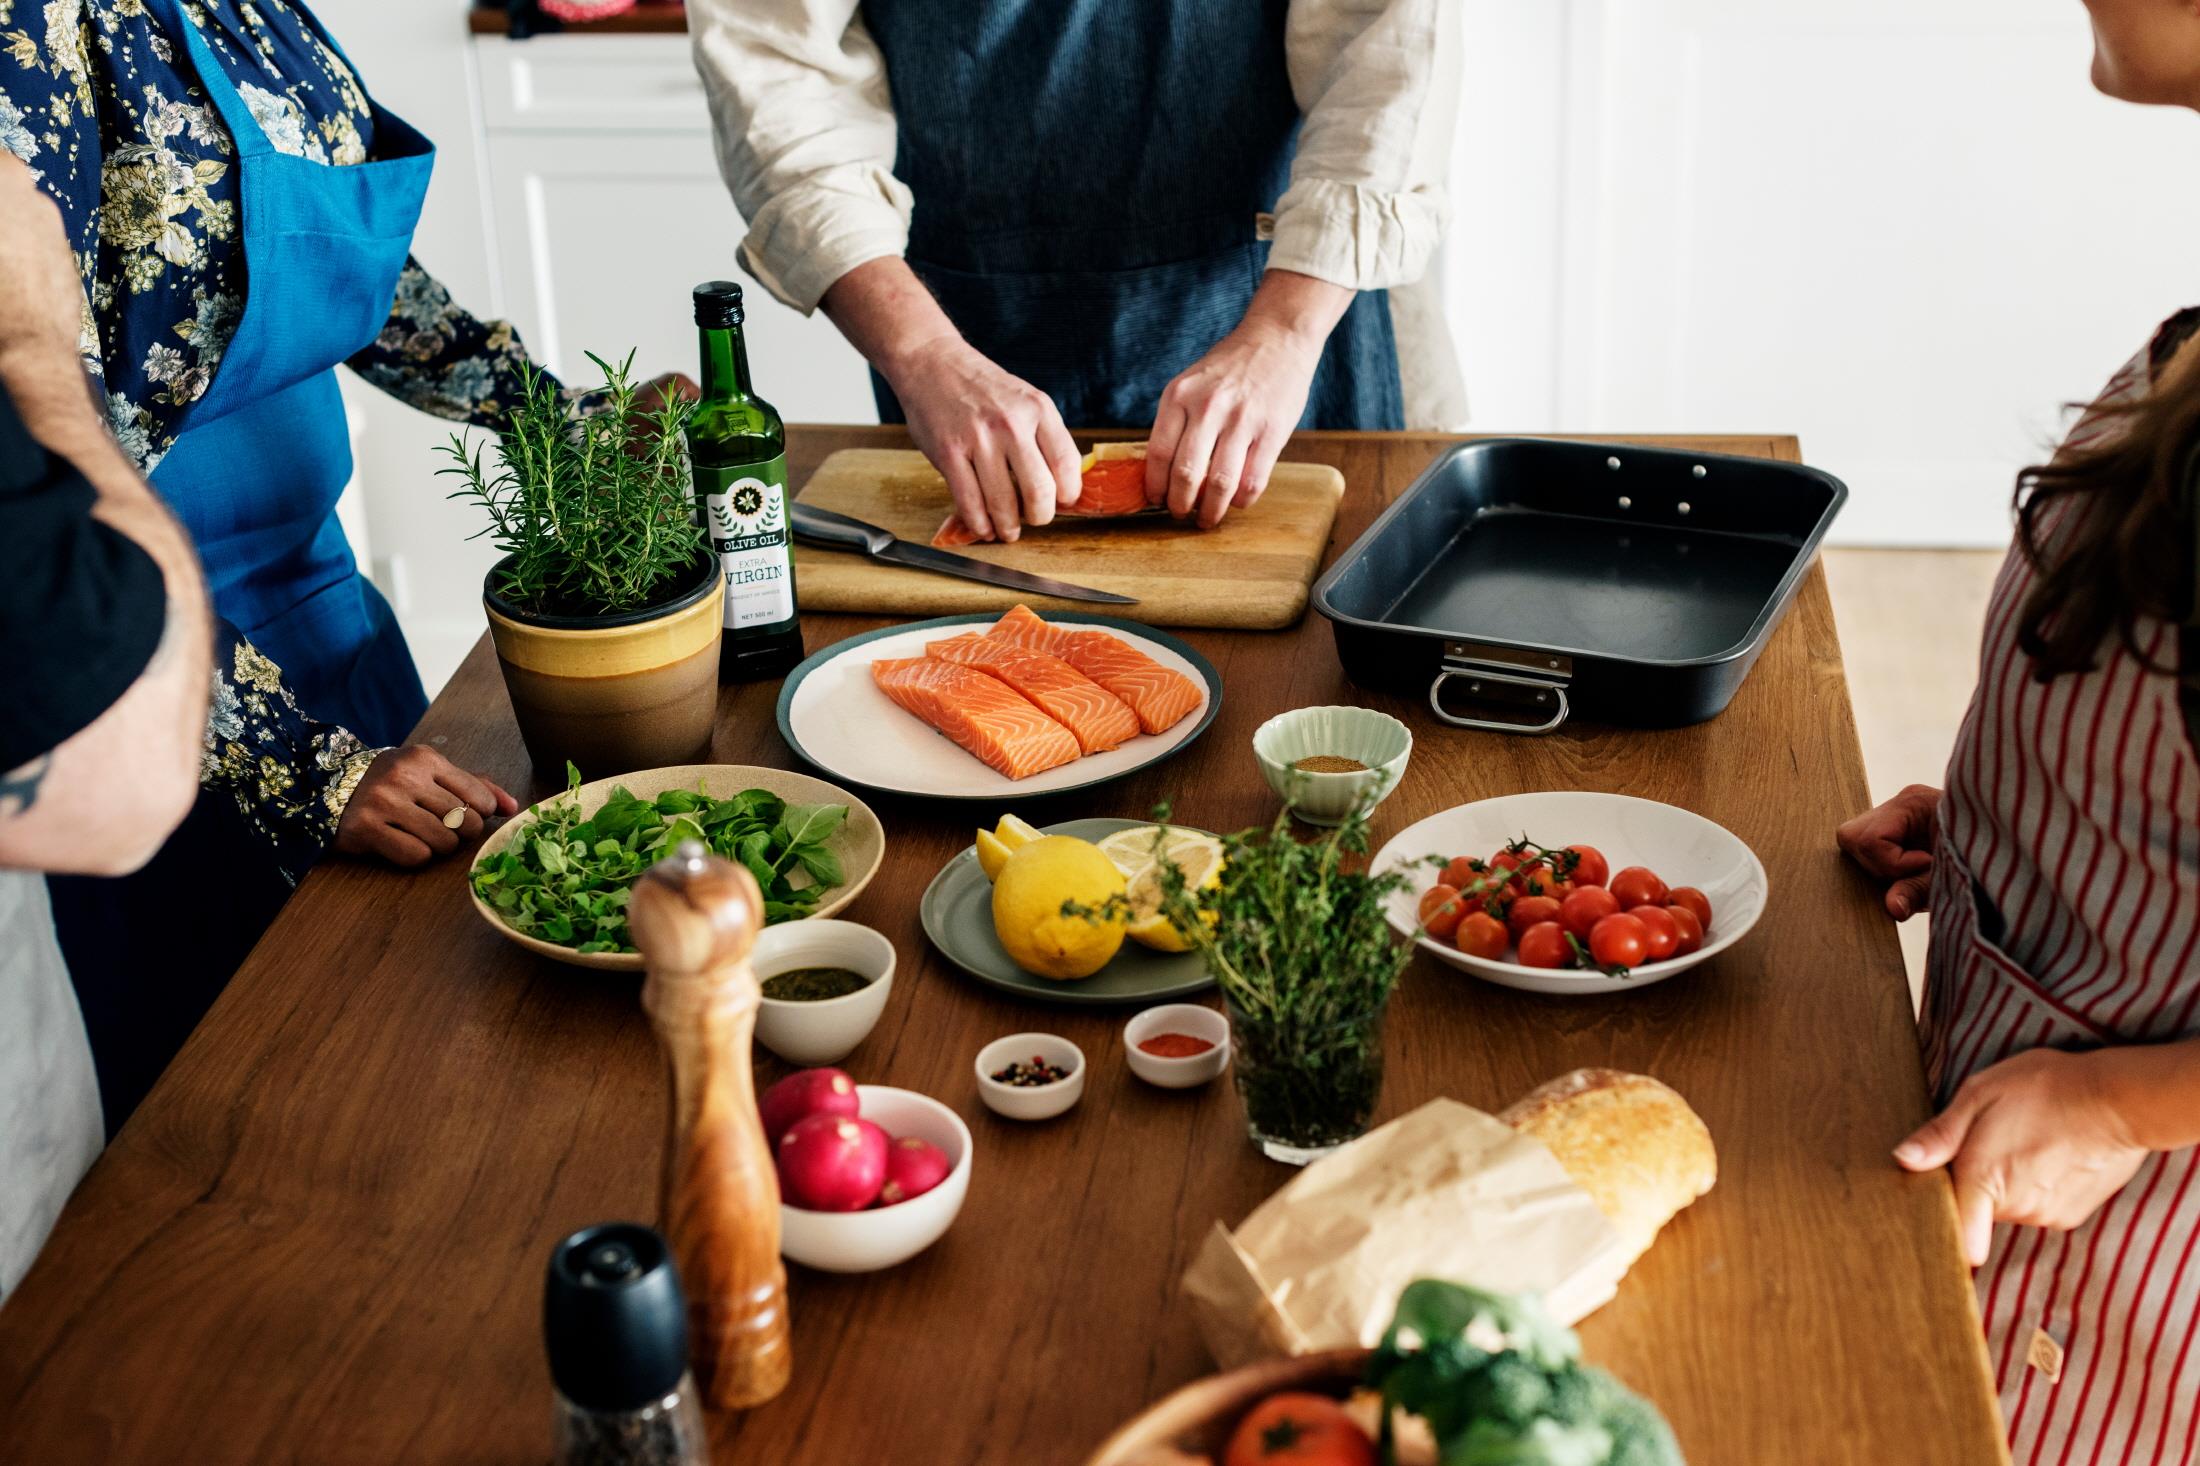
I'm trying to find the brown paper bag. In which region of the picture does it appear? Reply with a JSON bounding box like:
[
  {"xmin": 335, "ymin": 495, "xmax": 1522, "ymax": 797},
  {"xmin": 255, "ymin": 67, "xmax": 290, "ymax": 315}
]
[{"xmin": 1182, "ymin": 1098, "xmax": 1630, "ymax": 1370}]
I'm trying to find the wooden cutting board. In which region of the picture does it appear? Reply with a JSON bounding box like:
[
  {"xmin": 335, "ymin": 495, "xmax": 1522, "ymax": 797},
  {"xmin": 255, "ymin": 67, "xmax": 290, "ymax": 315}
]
[{"xmin": 790, "ymin": 448, "xmax": 1346, "ymax": 630}]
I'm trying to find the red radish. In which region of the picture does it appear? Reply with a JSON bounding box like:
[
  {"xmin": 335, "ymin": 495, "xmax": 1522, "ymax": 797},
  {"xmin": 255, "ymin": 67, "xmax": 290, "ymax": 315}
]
[
  {"xmin": 758, "ymin": 1068, "xmax": 859, "ymax": 1147},
  {"xmin": 877, "ymin": 1135, "xmax": 953, "ymax": 1206},
  {"xmin": 776, "ymin": 1114, "xmax": 889, "ymax": 1211}
]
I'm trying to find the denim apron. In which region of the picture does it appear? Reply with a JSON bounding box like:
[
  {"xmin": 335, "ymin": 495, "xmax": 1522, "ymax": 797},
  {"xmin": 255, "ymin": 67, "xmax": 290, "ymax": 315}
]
[
  {"xmin": 52, "ymin": 0, "xmax": 437, "ymax": 1132},
  {"xmin": 859, "ymin": 0, "xmax": 1404, "ymax": 431},
  {"xmin": 148, "ymin": 0, "xmax": 435, "ymax": 747}
]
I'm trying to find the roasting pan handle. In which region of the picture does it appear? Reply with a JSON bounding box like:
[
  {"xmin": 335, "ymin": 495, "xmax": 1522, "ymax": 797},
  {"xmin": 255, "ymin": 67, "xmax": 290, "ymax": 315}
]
[{"xmin": 1428, "ymin": 666, "xmax": 1570, "ymax": 736}]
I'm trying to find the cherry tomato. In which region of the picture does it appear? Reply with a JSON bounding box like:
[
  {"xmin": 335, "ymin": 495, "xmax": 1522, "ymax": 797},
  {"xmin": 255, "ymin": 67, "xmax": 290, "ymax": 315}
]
[
  {"xmin": 1516, "ymin": 920, "xmax": 1573, "ymax": 969},
  {"xmin": 1664, "ymin": 904, "xmax": 1705, "ymax": 955},
  {"xmin": 1486, "ymin": 850, "xmax": 1528, "ymax": 896},
  {"xmin": 1588, "ymin": 912, "xmax": 1650, "ymax": 969},
  {"xmin": 1628, "ymin": 904, "xmax": 1680, "ymax": 962},
  {"xmin": 1565, "ymin": 844, "xmax": 1610, "ymax": 889},
  {"xmin": 1507, "ymin": 894, "xmax": 1563, "ymax": 939},
  {"xmin": 1417, "ymin": 884, "xmax": 1465, "ymax": 940},
  {"xmin": 1608, "ymin": 866, "xmax": 1670, "ymax": 910},
  {"xmin": 1559, "ymin": 885, "xmax": 1620, "ymax": 941},
  {"xmin": 1441, "ymin": 855, "xmax": 1481, "ymax": 891},
  {"xmin": 1669, "ymin": 886, "xmax": 1713, "ymax": 928},
  {"xmin": 1223, "ymin": 1392, "xmax": 1378, "ymax": 1466},
  {"xmin": 1454, "ymin": 911, "xmax": 1509, "ymax": 961}
]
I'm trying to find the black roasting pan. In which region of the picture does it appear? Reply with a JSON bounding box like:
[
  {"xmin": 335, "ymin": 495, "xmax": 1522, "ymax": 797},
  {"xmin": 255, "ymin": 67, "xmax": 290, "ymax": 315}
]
[{"xmin": 1312, "ymin": 438, "xmax": 1847, "ymax": 733}]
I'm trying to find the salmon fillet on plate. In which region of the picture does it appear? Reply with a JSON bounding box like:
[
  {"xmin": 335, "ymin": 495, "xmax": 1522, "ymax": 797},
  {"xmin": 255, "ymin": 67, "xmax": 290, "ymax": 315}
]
[
  {"xmin": 870, "ymin": 657, "xmax": 1082, "ymax": 781},
  {"xmin": 932, "ymin": 442, "xmax": 1156, "ymax": 548},
  {"xmin": 924, "ymin": 634, "xmax": 1141, "ymax": 755},
  {"xmin": 985, "ymin": 604, "xmax": 1204, "ymax": 736}
]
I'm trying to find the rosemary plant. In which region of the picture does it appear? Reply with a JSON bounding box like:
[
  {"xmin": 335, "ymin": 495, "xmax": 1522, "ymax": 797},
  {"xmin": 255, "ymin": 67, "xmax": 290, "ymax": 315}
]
[{"xmin": 439, "ymin": 352, "xmax": 705, "ymax": 619}]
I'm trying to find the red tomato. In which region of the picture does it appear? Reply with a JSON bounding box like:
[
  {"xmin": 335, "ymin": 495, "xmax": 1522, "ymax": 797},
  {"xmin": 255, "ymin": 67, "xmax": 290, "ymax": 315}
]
[
  {"xmin": 1516, "ymin": 920, "xmax": 1573, "ymax": 969},
  {"xmin": 1608, "ymin": 866, "xmax": 1669, "ymax": 910},
  {"xmin": 1565, "ymin": 844, "xmax": 1610, "ymax": 889},
  {"xmin": 1441, "ymin": 856, "xmax": 1481, "ymax": 891},
  {"xmin": 1223, "ymin": 1393, "xmax": 1377, "ymax": 1466},
  {"xmin": 1664, "ymin": 904, "xmax": 1705, "ymax": 955},
  {"xmin": 1559, "ymin": 886, "xmax": 1620, "ymax": 942},
  {"xmin": 1588, "ymin": 912, "xmax": 1650, "ymax": 969},
  {"xmin": 1454, "ymin": 911, "xmax": 1509, "ymax": 961},
  {"xmin": 1507, "ymin": 894, "xmax": 1563, "ymax": 939},
  {"xmin": 1486, "ymin": 850, "xmax": 1528, "ymax": 896},
  {"xmin": 1417, "ymin": 884, "xmax": 1465, "ymax": 940},
  {"xmin": 1628, "ymin": 904, "xmax": 1680, "ymax": 962},
  {"xmin": 1669, "ymin": 886, "xmax": 1713, "ymax": 928}
]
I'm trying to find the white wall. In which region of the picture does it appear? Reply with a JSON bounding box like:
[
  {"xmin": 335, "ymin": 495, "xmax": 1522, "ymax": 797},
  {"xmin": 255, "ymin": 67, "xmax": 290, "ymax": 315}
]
[{"xmin": 325, "ymin": 1, "xmax": 2200, "ymax": 695}]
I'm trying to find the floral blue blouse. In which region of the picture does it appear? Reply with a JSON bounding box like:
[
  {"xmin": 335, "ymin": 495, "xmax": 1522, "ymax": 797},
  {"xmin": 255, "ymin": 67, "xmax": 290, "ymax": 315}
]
[{"xmin": 3, "ymin": 0, "xmax": 557, "ymax": 880}]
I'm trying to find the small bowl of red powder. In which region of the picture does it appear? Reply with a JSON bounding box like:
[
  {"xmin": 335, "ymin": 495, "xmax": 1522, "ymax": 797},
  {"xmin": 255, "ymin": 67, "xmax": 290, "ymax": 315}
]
[{"xmin": 1123, "ymin": 1004, "xmax": 1231, "ymax": 1089}]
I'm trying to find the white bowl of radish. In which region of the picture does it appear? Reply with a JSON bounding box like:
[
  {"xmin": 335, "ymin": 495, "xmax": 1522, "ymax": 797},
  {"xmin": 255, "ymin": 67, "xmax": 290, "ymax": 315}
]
[
  {"xmin": 1371, "ymin": 791, "xmax": 1768, "ymax": 996},
  {"xmin": 766, "ymin": 1076, "xmax": 973, "ymax": 1273}
]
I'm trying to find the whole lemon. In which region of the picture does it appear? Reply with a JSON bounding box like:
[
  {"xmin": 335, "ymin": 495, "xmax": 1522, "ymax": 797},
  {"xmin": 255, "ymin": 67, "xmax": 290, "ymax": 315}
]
[{"xmin": 992, "ymin": 836, "xmax": 1128, "ymax": 980}]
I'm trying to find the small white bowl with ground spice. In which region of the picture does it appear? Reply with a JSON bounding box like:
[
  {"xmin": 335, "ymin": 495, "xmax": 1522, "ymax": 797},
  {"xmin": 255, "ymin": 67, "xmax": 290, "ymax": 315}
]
[
  {"xmin": 974, "ymin": 1033, "xmax": 1085, "ymax": 1121},
  {"xmin": 1252, "ymin": 706, "xmax": 1413, "ymax": 826},
  {"xmin": 1123, "ymin": 1004, "xmax": 1231, "ymax": 1089}
]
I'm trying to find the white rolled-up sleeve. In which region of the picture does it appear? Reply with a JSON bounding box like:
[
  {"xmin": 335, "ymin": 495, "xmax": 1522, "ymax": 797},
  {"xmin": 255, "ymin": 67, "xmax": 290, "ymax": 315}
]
[
  {"xmin": 1272, "ymin": 0, "xmax": 1458, "ymax": 292},
  {"xmin": 689, "ymin": 0, "xmax": 913, "ymax": 313}
]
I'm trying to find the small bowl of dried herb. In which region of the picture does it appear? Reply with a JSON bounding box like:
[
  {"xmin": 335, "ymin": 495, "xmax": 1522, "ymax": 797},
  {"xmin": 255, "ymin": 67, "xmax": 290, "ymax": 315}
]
[
  {"xmin": 1252, "ymin": 707, "xmax": 1413, "ymax": 827},
  {"xmin": 752, "ymin": 920, "xmax": 895, "ymax": 1066},
  {"xmin": 973, "ymin": 1033, "xmax": 1086, "ymax": 1122}
]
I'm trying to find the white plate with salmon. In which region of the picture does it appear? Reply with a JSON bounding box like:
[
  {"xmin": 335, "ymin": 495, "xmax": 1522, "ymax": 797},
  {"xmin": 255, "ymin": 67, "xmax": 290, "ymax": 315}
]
[{"xmin": 775, "ymin": 606, "xmax": 1222, "ymax": 800}]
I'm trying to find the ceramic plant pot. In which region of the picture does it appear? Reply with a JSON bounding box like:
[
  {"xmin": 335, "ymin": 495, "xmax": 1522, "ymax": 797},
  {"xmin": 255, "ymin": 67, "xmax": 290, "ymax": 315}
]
[{"xmin": 484, "ymin": 552, "xmax": 723, "ymax": 777}]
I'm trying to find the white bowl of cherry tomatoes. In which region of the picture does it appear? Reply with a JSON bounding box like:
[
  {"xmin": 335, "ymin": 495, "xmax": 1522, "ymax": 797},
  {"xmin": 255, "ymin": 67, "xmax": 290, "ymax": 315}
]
[{"xmin": 1370, "ymin": 791, "xmax": 1768, "ymax": 995}]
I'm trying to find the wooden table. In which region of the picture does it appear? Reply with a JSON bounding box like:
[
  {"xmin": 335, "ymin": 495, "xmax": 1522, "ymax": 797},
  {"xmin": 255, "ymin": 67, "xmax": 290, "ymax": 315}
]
[{"xmin": 0, "ymin": 428, "xmax": 2007, "ymax": 1464}]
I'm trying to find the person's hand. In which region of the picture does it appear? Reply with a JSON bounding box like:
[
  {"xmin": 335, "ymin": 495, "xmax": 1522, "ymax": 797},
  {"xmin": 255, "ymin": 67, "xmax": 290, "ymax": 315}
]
[
  {"xmin": 1144, "ymin": 269, "xmax": 1352, "ymax": 529},
  {"xmin": 1895, "ymin": 1048, "xmax": 2149, "ymax": 1266},
  {"xmin": 333, "ymin": 745, "xmax": 519, "ymax": 868},
  {"xmin": 1835, "ymin": 783, "xmax": 1941, "ymax": 919},
  {"xmin": 889, "ymin": 333, "xmax": 1081, "ymax": 544}
]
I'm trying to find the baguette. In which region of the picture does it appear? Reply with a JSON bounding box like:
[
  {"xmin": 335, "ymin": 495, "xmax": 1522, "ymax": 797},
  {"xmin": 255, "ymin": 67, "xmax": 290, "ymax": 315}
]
[{"xmin": 1501, "ymin": 1068, "xmax": 1715, "ymax": 1266}]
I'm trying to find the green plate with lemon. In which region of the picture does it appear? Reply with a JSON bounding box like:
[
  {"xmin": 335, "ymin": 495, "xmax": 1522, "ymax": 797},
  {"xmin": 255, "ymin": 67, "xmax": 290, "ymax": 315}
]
[{"xmin": 918, "ymin": 817, "xmax": 1218, "ymax": 1006}]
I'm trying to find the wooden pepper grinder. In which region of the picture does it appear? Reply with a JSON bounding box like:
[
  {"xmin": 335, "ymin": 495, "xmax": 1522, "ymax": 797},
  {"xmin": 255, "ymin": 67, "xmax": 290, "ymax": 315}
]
[{"xmin": 629, "ymin": 839, "xmax": 792, "ymax": 1411}]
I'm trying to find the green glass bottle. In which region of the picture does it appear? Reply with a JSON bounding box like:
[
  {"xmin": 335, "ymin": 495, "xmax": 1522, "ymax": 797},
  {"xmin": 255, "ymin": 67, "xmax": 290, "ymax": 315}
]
[{"xmin": 688, "ymin": 281, "xmax": 804, "ymax": 681}]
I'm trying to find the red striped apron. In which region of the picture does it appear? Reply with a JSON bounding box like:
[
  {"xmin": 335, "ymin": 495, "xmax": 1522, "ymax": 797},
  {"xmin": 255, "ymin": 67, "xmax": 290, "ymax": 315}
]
[{"xmin": 1922, "ymin": 330, "xmax": 2200, "ymax": 1465}]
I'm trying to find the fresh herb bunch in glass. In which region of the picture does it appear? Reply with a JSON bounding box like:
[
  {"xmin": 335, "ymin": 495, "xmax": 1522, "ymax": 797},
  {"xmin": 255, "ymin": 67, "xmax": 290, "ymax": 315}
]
[
  {"xmin": 1124, "ymin": 802, "xmax": 1421, "ymax": 1163},
  {"xmin": 439, "ymin": 352, "xmax": 704, "ymax": 619}
]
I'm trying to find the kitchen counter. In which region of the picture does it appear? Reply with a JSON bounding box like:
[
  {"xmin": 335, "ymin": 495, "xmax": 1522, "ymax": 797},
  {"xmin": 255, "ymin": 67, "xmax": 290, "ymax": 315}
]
[
  {"xmin": 0, "ymin": 427, "xmax": 2007, "ymax": 1464},
  {"xmin": 469, "ymin": 1, "xmax": 687, "ymax": 33}
]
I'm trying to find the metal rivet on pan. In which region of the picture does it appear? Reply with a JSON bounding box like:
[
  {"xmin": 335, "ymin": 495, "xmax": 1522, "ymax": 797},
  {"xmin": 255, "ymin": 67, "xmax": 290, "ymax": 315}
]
[
  {"xmin": 1606, "ymin": 456, "xmax": 1622, "ymax": 470},
  {"xmin": 1692, "ymin": 464, "xmax": 1708, "ymax": 478},
  {"xmin": 1617, "ymin": 495, "xmax": 1632, "ymax": 509},
  {"xmin": 1677, "ymin": 501, "xmax": 1692, "ymax": 515},
  {"xmin": 1547, "ymin": 659, "xmax": 1560, "ymax": 669}
]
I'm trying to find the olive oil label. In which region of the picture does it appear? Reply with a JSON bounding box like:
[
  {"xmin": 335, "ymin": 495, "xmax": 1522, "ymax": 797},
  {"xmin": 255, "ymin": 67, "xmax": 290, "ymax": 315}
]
[{"xmin": 699, "ymin": 454, "xmax": 794, "ymax": 630}]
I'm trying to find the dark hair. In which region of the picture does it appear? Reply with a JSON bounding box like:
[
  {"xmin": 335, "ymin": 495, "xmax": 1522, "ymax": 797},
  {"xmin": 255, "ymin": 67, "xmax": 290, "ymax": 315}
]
[{"xmin": 2012, "ymin": 340, "xmax": 2200, "ymax": 685}]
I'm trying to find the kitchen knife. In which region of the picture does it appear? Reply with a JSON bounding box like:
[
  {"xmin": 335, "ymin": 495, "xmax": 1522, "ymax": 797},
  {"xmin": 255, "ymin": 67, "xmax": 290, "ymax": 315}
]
[{"xmin": 790, "ymin": 503, "xmax": 1137, "ymax": 605}]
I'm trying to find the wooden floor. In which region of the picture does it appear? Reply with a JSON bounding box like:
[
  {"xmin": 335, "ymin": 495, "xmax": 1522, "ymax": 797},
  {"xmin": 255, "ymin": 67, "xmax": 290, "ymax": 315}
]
[{"xmin": 1822, "ymin": 547, "xmax": 2005, "ymax": 997}]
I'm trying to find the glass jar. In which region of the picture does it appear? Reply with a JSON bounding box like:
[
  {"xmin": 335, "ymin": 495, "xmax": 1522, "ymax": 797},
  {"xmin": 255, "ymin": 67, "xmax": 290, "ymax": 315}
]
[{"xmin": 1225, "ymin": 996, "xmax": 1390, "ymax": 1165}]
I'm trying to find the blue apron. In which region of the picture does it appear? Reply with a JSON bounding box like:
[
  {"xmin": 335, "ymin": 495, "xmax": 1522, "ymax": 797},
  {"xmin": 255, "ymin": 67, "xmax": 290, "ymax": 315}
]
[
  {"xmin": 147, "ymin": 0, "xmax": 435, "ymax": 747},
  {"xmin": 53, "ymin": 0, "xmax": 438, "ymax": 1133},
  {"xmin": 860, "ymin": 0, "xmax": 1404, "ymax": 431}
]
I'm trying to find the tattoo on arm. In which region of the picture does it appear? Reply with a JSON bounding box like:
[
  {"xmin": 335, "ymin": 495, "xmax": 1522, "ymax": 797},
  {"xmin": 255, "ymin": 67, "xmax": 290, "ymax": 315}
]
[{"xmin": 0, "ymin": 755, "xmax": 51, "ymax": 819}]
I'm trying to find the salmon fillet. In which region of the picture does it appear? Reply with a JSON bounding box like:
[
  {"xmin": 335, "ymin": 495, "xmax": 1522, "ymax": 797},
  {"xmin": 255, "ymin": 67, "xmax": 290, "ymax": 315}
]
[
  {"xmin": 926, "ymin": 634, "xmax": 1141, "ymax": 754},
  {"xmin": 932, "ymin": 447, "xmax": 1157, "ymax": 547},
  {"xmin": 871, "ymin": 657, "xmax": 1082, "ymax": 780},
  {"xmin": 985, "ymin": 604, "xmax": 1204, "ymax": 736}
]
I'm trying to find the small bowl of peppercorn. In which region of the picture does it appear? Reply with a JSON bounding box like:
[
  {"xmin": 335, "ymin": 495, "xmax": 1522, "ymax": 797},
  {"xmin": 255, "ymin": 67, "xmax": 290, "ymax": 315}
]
[
  {"xmin": 1123, "ymin": 1004, "xmax": 1231, "ymax": 1089},
  {"xmin": 1252, "ymin": 706, "xmax": 1413, "ymax": 828},
  {"xmin": 974, "ymin": 1033, "xmax": 1086, "ymax": 1122},
  {"xmin": 752, "ymin": 920, "xmax": 895, "ymax": 1066}
]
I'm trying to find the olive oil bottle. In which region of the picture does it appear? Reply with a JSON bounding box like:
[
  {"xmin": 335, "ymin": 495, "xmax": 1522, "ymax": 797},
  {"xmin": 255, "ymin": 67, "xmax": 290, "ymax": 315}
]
[{"xmin": 689, "ymin": 281, "xmax": 804, "ymax": 681}]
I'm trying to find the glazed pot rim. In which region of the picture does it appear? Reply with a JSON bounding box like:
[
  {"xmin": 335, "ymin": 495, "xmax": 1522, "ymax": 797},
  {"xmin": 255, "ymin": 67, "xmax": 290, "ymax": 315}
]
[{"xmin": 482, "ymin": 548, "xmax": 719, "ymax": 631}]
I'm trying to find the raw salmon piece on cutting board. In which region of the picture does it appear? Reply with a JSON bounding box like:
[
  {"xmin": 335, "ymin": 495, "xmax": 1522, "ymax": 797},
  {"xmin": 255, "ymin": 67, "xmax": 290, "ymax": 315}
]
[
  {"xmin": 985, "ymin": 604, "xmax": 1204, "ymax": 736},
  {"xmin": 924, "ymin": 634, "xmax": 1141, "ymax": 754},
  {"xmin": 932, "ymin": 443, "xmax": 1156, "ymax": 548},
  {"xmin": 870, "ymin": 657, "xmax": 1082, "ymax": 781}
]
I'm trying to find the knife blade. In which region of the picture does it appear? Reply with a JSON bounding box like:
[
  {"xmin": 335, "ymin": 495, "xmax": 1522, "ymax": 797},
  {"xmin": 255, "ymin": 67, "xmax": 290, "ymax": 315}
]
[{"xmin": 790, "ymin": 503, "xmax": 1137, "ymax": 605}]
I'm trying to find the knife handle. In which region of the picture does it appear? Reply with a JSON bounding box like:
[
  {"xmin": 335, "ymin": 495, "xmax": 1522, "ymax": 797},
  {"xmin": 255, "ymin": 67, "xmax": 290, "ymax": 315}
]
[{"xmin": 790, "ymin": 504, "xmax": 893, "ymax": 555}]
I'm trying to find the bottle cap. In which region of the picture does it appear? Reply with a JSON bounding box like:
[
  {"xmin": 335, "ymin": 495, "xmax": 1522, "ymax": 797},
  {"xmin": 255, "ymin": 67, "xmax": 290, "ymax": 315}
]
[
  {"xmin": 543, "ymin": 1222, "xmax": 690, "ymax": 1412},
  {"xmin": 694, "ymin": 281, "xmax": 744, "ymax": 329}
]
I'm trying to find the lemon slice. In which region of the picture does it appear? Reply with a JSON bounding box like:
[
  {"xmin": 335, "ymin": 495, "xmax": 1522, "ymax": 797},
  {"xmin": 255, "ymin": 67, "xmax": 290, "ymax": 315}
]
[
  {"xmin": 1096, "ymin": 824, "xmax": 1218, "ymax": 876},
  {"xmin": 1110, "ymin": 831, "xmax": 1225, "ymax": 951},
  {"xmin": 976, "ymin": 813, "xmax": 1050, "ymax": 882},
  {"xmin": 995, "ymin": 813, "xmax": 1046, "ymax": 848}
]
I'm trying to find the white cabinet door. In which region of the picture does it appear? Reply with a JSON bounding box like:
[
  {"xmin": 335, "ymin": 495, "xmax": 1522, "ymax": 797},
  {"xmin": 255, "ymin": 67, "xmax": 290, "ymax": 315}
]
[{"xmin": 1537, "ymin": 0, "xmax": 2200, "ymax": 544}]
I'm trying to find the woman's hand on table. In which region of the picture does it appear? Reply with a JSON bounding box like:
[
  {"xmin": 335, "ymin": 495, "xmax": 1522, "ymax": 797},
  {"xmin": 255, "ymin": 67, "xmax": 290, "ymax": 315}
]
[
  {"xmin": 1836, "ymin": 783, "xmax": 1941, "ymax": 919},
  {"xmin": 1144, "ymin": 269, "xmax": 1352, "ymax": 529},
  {"xmin": 333, "ymin": 745, "xmax": 518, "ymax": 868},
  {"xmin": 1897, "ymin": 1048, "xmax": 2151, "ymax": 1266}
]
